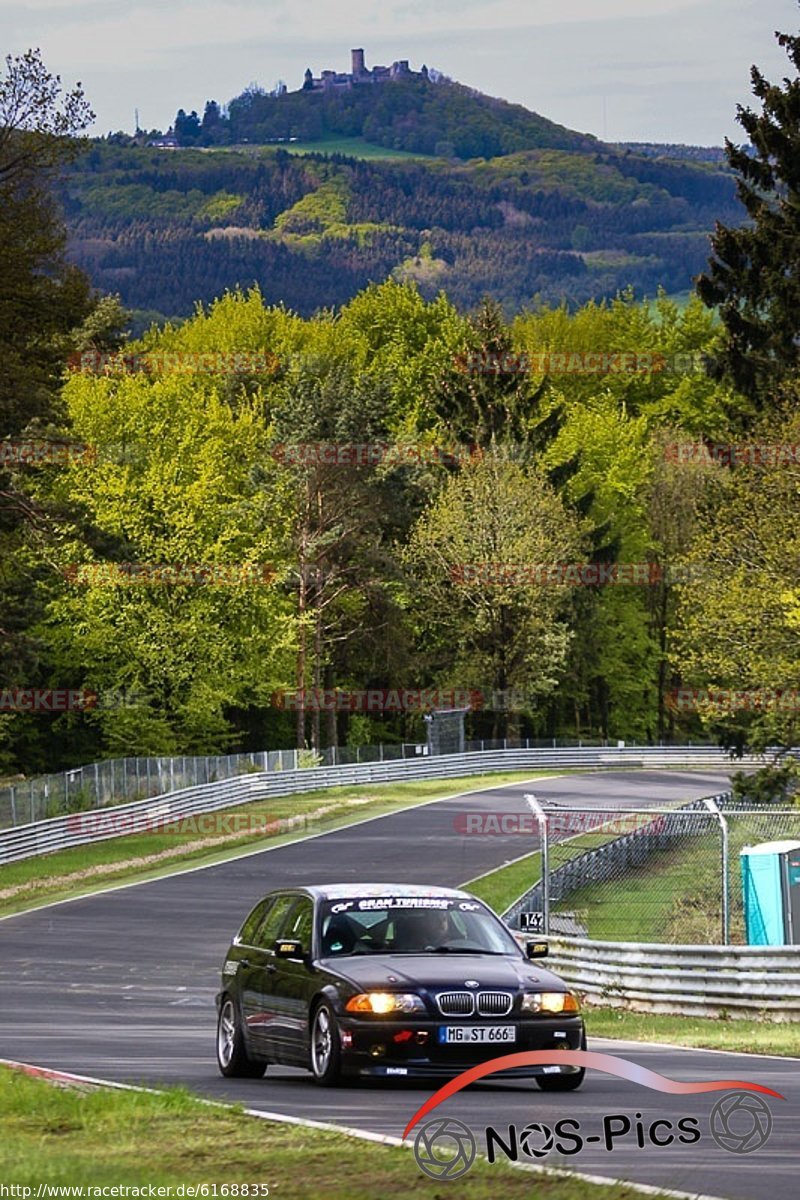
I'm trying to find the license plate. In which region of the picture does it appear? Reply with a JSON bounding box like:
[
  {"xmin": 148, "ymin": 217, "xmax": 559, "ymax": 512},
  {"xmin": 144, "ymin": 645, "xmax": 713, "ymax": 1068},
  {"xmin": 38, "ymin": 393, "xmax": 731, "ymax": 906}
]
[{"xmin": 438, "ymin": 1025, "xmax": 517, "ymax": 1044}]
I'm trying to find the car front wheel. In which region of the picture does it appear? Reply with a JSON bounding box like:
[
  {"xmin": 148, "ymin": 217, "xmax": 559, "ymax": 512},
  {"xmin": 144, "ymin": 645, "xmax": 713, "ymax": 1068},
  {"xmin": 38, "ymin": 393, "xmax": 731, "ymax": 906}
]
[
  {"xmin": 216, "ymin": 996, "xmax": 266, "ymax": 1078},
  {"xmin": 310, "ymin": 1002, "xmax": 343, "ymax": 1086}
]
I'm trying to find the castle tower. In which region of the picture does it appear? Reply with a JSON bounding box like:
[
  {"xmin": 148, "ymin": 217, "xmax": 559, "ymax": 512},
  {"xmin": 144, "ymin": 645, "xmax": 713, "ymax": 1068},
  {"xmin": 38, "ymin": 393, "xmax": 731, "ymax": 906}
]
[{"xmin": 351, "ymin": 48, "xmax": 366, "ymax": 77}]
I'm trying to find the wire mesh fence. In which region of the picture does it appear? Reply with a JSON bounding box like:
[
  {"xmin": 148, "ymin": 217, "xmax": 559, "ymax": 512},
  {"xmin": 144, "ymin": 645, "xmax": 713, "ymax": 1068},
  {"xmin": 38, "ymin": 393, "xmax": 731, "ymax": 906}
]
[
  {"xmin": 0, "ymin": 736, "xmax": 716, "ymax": 830},
  {"xmin": 508, "ymin": 796, "xmax": 800, "ymax": 945},
  {"xmin": 0, "ymin": 750, "xmax": 298, "ymax": 829}
]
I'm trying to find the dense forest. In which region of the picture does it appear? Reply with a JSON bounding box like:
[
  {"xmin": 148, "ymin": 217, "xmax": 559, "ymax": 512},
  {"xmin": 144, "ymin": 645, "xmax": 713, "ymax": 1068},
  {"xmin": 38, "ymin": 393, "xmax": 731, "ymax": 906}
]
[
  {"xmin": 3, "ymin": 28, "xmax": 799, "ymax": 779},
  {"xmin": 60, "ymin": 141, "xmax": 740, "ymax": 326},
  {"xmin": 3, "ymin": 279, "xmax": 798, "ymax": 773}
]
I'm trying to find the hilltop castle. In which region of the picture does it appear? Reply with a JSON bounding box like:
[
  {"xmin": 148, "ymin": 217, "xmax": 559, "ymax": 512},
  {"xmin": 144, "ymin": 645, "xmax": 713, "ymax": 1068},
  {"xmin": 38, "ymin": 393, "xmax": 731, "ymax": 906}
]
[{"xmin": 303, "ymin": 49, "xmax": 429, "ymax": 92}]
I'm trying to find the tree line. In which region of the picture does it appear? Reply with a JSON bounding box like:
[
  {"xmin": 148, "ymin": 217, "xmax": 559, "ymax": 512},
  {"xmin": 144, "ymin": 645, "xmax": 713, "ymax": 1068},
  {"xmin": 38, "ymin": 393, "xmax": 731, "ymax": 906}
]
[
  {"xmin": 171, "ymin": 77, "xmax": 596, "ymax": 159},
  {"xmin": 1, "ymin": 17, "xmax": 799, "ymax": 776},
  {"xmin": 59, "ymin": 141, "xmax": 739, "ymax": 326}
]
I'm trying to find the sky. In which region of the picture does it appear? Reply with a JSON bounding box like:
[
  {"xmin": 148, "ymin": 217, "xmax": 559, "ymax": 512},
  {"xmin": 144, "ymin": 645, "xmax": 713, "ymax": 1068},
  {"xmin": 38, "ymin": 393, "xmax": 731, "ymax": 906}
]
[{"xmin": 2, "ymin": 0, "xmax": 797, "ymax": 144}]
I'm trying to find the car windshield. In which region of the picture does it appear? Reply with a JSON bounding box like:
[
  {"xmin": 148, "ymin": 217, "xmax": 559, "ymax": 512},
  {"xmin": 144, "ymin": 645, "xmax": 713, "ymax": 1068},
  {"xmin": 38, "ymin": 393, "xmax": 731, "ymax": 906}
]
[{"xmin": 319, "ymin": 896, "xmax": 520, "ymax": 957}]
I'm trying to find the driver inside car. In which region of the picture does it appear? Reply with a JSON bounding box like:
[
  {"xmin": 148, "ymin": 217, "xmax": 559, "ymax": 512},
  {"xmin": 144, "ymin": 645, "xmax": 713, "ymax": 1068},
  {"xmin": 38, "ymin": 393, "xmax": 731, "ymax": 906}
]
[{"xmin": 392, "ymin": 907, "xmax": 454, "ymax": 951}]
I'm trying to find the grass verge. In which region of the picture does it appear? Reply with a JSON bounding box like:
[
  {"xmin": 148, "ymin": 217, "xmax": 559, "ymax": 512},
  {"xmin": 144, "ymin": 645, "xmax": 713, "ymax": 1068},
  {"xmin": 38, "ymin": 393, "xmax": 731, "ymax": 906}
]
[
  {"xmin": 0, "ymin": 771, "xmax": 559, "ymax": 919},
  {"xmin": 466, "ymin": 830, "xmax": 626, "ymax": 915},
  {"xmin": 549, "ymin": 820, "xmax": 778, "ymax": 944},
  {"xmin": 468, "ymin": 847, "xmax": 543, "ymax": 912},
  {"xmin": 586, "ymin": 1007, "xmax": 800, "ymax": 1056},
  {"xmin": 0, "ymin": 1065, "xmax": 655, "ymax": 1197}
]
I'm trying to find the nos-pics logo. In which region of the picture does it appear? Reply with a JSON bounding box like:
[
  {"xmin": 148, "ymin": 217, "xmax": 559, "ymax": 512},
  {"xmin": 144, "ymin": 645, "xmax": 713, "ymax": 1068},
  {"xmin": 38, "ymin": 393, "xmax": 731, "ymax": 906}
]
[{"xmin": 406, "ymin": 1050, "xmax": 782, "ymax": 1180}]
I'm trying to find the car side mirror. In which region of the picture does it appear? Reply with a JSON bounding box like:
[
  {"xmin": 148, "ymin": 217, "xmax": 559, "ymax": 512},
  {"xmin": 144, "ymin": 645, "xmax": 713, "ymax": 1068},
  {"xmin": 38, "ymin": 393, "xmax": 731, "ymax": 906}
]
[
  {"xmin": 275, "ymin": 938, "xmax": 304, "ymax": 959},
  {"xmin": 525, "ymin": 940, "xmax": 548, "ymax": 960}
]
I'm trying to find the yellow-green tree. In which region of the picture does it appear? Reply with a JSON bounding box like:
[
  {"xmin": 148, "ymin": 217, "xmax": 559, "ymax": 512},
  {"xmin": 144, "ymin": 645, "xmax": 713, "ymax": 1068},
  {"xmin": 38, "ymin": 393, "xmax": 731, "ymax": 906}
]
[{"xmin": 405, "ymin": 453, "xmax": 583, "ymax": 738}]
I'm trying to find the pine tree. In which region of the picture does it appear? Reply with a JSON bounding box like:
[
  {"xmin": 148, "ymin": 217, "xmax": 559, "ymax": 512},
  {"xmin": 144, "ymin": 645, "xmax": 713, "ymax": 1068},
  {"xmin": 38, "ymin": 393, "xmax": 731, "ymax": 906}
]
[{"xmin": 697, "ymin": 13, "xmax": 800, "ymax": 401}]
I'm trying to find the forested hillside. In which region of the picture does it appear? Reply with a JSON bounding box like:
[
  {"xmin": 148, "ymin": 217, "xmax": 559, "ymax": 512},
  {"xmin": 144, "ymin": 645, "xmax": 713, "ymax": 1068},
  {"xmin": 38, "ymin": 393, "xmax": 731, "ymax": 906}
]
[
  {"xmin": 172, "ymin": 76, "xmax": 596, "ymax": 158},
  {"xmin": 4, "ymin": 32, "xmax": 798, "ymax": 780},
  {"xmin": 6, "ymin": 280, "xmax": 795, "ymax": 773},
  {"xmin": 61, "ymin": 142, "xmax": 740, "ymax": 325}
]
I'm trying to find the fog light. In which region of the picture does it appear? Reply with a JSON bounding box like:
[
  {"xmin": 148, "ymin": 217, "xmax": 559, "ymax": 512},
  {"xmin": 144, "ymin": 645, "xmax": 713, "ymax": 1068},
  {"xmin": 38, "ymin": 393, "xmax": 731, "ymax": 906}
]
[
  {"xmin": 415, "ymin": 1031, "xmax": 429, "ymax": 1045},
  {"xmin": 369, "ymin": 1044, "xmax": 386, "ymax": 1057}
]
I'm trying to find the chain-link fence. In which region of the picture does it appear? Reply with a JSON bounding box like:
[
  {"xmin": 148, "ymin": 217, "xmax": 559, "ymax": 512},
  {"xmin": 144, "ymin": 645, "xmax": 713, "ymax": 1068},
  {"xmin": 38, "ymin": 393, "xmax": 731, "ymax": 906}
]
[
  {"xmin": 1, "ymin": 736, "xmax": 719, "ymax": 830},
  {"xmin": 0, "ymin": 750, "xmax": 300, "ymax": 829},
  {"xmin": 506, "ymin": 795, "xmax": 800, "ymax": 945}
]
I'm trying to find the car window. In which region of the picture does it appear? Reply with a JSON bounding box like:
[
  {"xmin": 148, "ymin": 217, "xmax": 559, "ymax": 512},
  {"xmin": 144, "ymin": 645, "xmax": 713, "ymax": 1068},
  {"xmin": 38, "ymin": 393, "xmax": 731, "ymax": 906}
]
[
  {"xmin": 253, "ymin": 894, "xmax": 295, "ymax": 949},
  {"xmin": 237, "ymin": 898, "xmax": 272, "ymax": 945},
  {"xmin": 284, "ymin": 898, "xmax": 314, "ymax": 951},
  {"xmin": 318, "ymin": 897, "xmax": 519, "ymax": 955}
]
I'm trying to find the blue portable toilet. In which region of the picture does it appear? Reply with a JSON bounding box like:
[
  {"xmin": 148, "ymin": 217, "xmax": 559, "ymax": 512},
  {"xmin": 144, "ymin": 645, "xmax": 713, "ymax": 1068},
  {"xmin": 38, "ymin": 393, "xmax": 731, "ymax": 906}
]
[{"xmin": 740, "ymin": 840, "xmax": 800, "ymax": 945}]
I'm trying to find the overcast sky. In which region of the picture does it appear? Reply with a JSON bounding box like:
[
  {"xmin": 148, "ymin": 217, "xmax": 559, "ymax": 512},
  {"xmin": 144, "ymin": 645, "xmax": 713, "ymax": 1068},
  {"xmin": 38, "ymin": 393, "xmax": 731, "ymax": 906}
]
[{"xmin": 3, "ymin": 0, "xmax": 797, "ymax": 144}]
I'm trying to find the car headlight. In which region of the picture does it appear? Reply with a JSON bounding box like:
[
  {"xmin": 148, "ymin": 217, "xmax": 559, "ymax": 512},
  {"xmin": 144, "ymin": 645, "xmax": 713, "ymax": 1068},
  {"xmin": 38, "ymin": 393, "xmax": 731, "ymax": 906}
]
[
  {"xmin": 345, "ymin": 992, "xmax": 426, "ymax": 1015},
  {"xmin": 521, "ymin": 991, "xmax": 580, "ymax": 1014}
]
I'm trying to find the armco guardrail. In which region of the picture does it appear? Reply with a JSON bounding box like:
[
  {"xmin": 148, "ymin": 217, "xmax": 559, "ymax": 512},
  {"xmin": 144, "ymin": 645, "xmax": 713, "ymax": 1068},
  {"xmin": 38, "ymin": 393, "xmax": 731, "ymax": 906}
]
[
  {"xmin": 0, "ymin": 737, "xmax": 720, "ymax": 829},
  {"xmin": 543, "ymin": 936, "xmax": 800, "ymax": 1019},
  {"xmin": 0, "ymin": 745, "xmax": 761, "ymax": 866}
]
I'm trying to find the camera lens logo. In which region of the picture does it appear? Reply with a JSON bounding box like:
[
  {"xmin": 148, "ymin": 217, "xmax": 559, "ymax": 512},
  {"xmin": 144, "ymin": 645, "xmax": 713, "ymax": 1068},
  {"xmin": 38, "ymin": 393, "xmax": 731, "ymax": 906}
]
[
  {"xmin": 519, "ymin": 1121, "xmax": 555, "ymax": 1158},
  {"xmin": 709, "ymin": 1091, "xmax": 773, "ymax": 1154},
  {"xmin": 413, "ymin": 1117, "xmax": 477, "ymax": 1179}
]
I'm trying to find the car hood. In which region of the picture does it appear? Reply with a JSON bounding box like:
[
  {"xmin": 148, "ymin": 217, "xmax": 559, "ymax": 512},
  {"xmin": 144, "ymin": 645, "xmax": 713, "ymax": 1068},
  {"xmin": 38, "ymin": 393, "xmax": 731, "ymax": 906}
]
[{"xmin": 324, "ymin": 952, "xmax": 569, "ymax": 993}]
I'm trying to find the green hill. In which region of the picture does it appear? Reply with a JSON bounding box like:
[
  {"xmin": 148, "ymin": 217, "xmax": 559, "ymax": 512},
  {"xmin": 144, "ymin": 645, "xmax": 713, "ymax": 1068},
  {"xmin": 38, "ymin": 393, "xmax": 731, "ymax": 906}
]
[
  {"xmin": 65, "ymin": 67, "xmax": 740, "ymax": 328},
  {"xmin": 61, "ymin": 136, "xmax": 738, "ymax": 330},
  {"xmin": 174, "ymin": 76, "xmax": 597, "ymax": 159}
]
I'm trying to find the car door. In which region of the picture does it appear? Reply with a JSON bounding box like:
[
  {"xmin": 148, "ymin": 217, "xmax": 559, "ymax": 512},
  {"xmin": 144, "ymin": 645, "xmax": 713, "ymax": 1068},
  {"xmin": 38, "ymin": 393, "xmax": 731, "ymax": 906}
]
[
  {"xmin": 232, "ymin": 897, "xmax": 272, "ymax": 1054},
  {"xmin": 267, "ymin": 896, "xmax": 317, "ymax": 1065},
  {"xmin": 238, "ymin": 894, "xmax": 295, "ymax": 1056}
]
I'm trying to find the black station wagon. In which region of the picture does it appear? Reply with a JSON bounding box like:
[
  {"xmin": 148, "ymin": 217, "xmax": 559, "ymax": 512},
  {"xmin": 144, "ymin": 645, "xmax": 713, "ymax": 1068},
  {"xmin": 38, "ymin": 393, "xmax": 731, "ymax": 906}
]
[{"xmin": 215, "ymin": 882, "xmax": 586, "ymax": 1086}]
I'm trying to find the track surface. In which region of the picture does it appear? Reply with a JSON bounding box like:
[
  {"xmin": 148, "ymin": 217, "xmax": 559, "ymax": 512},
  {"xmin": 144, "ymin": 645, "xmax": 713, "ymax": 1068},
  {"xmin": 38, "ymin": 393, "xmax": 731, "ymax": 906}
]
[{"xmin": 0, "ymin": 770, "xmax": 793, "ymax": 1200}]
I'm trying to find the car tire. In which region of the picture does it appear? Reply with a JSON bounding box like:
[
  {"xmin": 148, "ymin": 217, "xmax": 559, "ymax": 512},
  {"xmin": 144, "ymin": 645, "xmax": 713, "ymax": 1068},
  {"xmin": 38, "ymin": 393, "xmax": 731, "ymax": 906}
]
[
  {"xmin": 216, "ymin": 995, "xmax": 266, "ymax": 1078},
  {"xmin": 535, "ymin": 1031, "xmax": 586, "ymax": 1092},
  {"xmin": 310, "ymin": 1002, "xmax": 343, "ymax": 1086}
]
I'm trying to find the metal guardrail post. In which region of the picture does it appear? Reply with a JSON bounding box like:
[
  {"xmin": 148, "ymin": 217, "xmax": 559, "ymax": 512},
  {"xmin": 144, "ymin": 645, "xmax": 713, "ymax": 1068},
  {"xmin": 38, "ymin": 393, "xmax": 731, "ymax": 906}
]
[
  {"xmin": 524, "ymin": 793, "xmax": 549, "ymax": 935},
  {"xmin": 703, "ymin": 794, "xmax": 730, "ymax": 944}
]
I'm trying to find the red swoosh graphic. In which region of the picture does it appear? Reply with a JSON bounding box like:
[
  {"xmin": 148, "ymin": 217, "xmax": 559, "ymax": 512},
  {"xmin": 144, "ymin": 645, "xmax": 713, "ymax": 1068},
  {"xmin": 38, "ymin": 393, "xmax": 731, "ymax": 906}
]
[{"xmin": 402, "ymin": 1050, "xmax": 784, "ymax": 1139}]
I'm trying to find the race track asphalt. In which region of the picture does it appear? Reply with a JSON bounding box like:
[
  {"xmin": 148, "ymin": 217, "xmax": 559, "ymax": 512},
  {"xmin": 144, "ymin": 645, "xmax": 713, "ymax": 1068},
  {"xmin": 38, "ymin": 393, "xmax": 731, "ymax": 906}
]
[{"xmin": 0, "ymin": 770, "xmax": 792, "ymax": 1200}]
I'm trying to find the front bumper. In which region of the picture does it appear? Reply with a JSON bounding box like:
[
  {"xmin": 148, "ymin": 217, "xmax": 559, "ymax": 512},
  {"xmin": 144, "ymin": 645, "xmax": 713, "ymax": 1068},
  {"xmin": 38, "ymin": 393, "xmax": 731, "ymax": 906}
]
[{"xmin": 337, "ymin": 1014, "xmax": 584, "ymax": 1079}]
